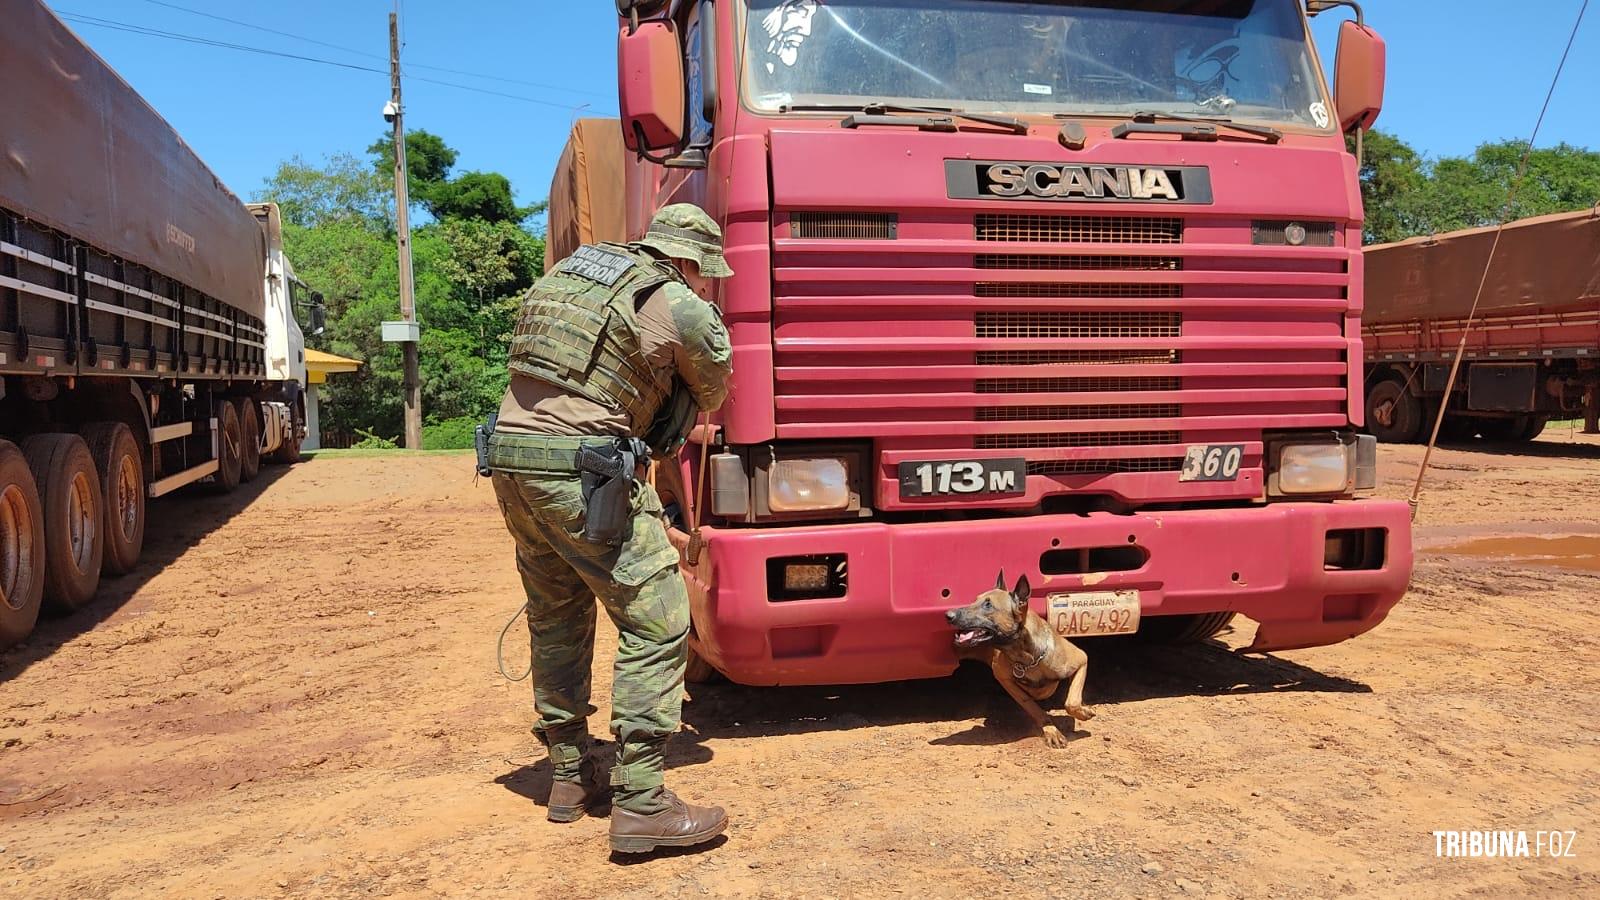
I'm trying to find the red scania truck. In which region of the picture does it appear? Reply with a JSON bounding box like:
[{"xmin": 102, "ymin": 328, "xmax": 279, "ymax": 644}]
[{"xmin": 603, "ymin": 0, "xmax": 1412, "ymax": 685}]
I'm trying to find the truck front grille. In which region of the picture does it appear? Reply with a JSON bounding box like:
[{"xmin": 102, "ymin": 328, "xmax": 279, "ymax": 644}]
[
  {"xmin": 975, "ymin": 213, "xmax": 1183, "ymax": 244},
  {"xmin": 772, "ymin": 208, "xmax": 1351, "ymax": 507}
]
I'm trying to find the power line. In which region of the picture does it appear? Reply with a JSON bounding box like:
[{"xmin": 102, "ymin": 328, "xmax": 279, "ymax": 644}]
[
  {"xmin": 134, "ymin": 0, "xmax": 608, "ymax": 99},
  {"xmin": 56, "ymin": 12, "xmax": 595, "ymax": 113}
]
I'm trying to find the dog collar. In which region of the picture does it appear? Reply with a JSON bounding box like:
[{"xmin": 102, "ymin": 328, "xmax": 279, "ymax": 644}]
[{"xmin": 1011, "ymin": 646, "xmax": 1047, "ymax": 681}]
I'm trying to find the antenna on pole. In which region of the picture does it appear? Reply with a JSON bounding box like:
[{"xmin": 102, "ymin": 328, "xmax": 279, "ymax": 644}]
[{"xmin": 380, "ymin": 9, "xmax": 423, "ymax": 449}]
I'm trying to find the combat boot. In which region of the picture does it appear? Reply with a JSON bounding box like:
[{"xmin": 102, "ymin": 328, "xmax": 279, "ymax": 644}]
[
  {"xmin": 547, "ymin": 758, "xmax": 610, "ymax": 823},
  {"xmin": 608, "ymin": 790, "xmax": 727, "ymax": 853}
]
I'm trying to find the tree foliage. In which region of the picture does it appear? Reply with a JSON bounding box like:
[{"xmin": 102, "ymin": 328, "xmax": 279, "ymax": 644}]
[
  {"xmin": 255, "ymin": 132, "xmax": 545, "ymax": 447},
  {"xmin": 1357, "ymin": 130, "xmax": 1600, "ymax": 243}
]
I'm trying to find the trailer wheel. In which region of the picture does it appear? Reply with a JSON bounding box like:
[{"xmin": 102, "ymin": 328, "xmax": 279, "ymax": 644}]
[
  {"xmin": 1366, "ymin": 379, "xmax": 1423, "ymax": 443},
  {"xmin": 82, "ymin": 423, "xmax": 145, "ymax": 576},
  {"xmin": 214, "ymin": 401, "xmax": 243, "ymax": 492},
  {"xmin": 1137, "ymin": 611, "xmax": 1237, "ymax": 644},
  {"xmin": 234, "ymin": 398, "xmax": 262, "ymax": 482},
  {"xmin": 21, "ymin": 434, "xmax": 105, "ymax": 612},
  {"xmin": 0, "ymin": 441, "xmax": 46, "ymax": 647}
]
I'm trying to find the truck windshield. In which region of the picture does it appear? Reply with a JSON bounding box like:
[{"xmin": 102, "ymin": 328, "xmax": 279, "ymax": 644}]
[{"xmin": 742, "ymin": 0, "xmax": 1332, "ymax": 130}]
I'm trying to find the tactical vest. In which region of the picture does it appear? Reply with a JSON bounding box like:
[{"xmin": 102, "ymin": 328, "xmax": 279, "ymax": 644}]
[{"xmin": 507, "ymin": 243, "xmax": 680, "ymax": 430}]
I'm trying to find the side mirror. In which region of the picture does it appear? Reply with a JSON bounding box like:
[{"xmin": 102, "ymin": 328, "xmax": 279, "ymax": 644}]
[
  {"xmin": 617, "ymin": 21, "xmax": 686, "ymax": 155},
  {"xmin": 310, "ymin": 297, "xmax": 327, "ymax": 337},
  {"xmin": 1334, "ymin": 20, "xmax": 1386, "ymax": 132}
]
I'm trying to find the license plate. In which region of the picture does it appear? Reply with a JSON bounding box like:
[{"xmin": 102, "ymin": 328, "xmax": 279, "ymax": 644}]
[
  {"xmin": 1047, "ymin": 590, "xmax": 1142, "ymax": 637},
  {"xmin": 1179, "ymin": 444, "xmax": 1245, "ymax": 482},
  {"xmin": 898, "ymin": 458, "xmax": 1026, "ymax": 498}
]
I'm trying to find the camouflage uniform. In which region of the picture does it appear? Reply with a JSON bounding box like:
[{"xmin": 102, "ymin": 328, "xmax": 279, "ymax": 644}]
[{"xmin": 488, "ymin": 204, "xmax": 733, "ymax": 815}]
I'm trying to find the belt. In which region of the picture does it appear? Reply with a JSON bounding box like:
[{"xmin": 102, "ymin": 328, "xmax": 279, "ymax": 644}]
[{"xmin": 487, "ymin": 433, "xmax": 615, "ymax": 474}]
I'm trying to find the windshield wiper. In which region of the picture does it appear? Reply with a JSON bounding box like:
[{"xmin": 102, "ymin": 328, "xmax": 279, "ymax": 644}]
[
  {"xmin": 781, "ymin": 102, "xmax": 1029, "ymax": 135},
  {"xmin": 1112, "ymin": 111, "xmax": 1282, "ymax": 144}
]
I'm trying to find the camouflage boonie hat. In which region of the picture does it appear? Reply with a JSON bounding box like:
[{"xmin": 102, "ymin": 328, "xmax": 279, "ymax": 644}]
[{"xmin": 637, "ymin": 203, "xmax": 734, "ymax": 278}]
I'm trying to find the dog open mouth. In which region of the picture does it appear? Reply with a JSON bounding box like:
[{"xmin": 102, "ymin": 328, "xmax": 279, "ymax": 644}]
[{"xmin": 953, "ymin": 628, "xmax": 991, "ymax": 648}]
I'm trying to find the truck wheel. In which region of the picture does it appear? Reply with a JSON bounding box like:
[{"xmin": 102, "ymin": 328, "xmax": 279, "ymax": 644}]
[
  {"xmin": 234, "ymin": 398, "xmax": 262, "ymax": 482},
  {"xmin": 0, "ymin": 441, "xmax": 47, "ymax": 647},
  {"xmin": 214, "ymin": 401, "xmax": 243, "ymax": 492},
  {"xmin": 82, "ymin": 423, "xmax": 145, "ymax": 576},
  {"xmin": 1366, "ymin": 379, "xmax": 1423, "ymax": 443},
  {"xmin": 684, "ymin": 644, "xmax": 725, "ymax": 684},
  {"xmin": 1518, "ymin": 416, "xmax": 1549, "ymax": 442},
  {"xmin": 21, "ymin": 434, "xmax": 105, "ymax": 612},
  {"xmin": 1137, "ymin": 611, "xmax": 1237, "ymax": 644},
  {"xmin": 268, "ymin": 428, "xmax": 303, "ymax": 465}
]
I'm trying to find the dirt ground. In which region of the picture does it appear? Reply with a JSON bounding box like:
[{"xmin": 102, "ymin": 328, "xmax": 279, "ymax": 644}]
[{"xmin": 3, "ymin": 429, "xmax": 1599, "ymax": 899}]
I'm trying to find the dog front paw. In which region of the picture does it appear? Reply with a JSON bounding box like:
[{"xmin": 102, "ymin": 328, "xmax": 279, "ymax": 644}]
[
  {"xmin": 1042, "ymin": 724, "xmax": 1071, "ymax": 749},
  {"xmin": 1067, "ymin": 705, "xmax": 1096, "ymax": 722}
]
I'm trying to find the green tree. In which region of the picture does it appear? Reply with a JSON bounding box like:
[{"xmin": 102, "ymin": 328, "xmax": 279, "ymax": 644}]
[
  {"xmin": 259, "ymin": 152, "xmax": 390, "ymax": 229},
  {"xmin": 257, "ymin": 133, "xmax": 549, "ymax": 446},
  {"xmin": 427, "ymin": 170, "xmax": 542, "ymax": 223},
  {"xmin": 1357, "ymin": 131, "xmax": 1600, "ymax": 243},
  {"xmin": 368, "ymin": 130, "xmax": 459, "ymax": 211}
]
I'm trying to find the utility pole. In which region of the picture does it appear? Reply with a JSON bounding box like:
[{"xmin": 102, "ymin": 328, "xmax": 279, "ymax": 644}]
[{"xmin": 382, "ymin": 9, "xmax": 422, "ymax": 449}]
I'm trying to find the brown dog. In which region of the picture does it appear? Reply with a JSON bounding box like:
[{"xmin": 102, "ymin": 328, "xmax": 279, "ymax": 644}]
[{"xmin": 945, "ymin": 571, "xmax": 1095, "ymax": 748}]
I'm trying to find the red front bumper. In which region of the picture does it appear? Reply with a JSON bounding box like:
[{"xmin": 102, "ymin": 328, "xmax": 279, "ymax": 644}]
[{"xmin": 684, "ymin": 500, "xmax": 1412, "ymax": 686}]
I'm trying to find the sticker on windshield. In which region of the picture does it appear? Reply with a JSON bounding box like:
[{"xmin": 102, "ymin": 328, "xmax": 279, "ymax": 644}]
[
  {"xmin": 1309, "ymin": 101, "xmax": 1330, "ymax": 129},
  {"xmin": 1023, "ymin": 83, "xmax": 1054, "ymax": 96},
  {"xmin": 762, "ymin": 0, "xmax": 817, "ymax": 74}
]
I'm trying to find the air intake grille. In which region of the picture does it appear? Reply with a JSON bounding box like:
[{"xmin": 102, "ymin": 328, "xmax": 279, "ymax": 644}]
[
  {"xmin": 791, "ymin": 211, "xmax": 898, "ymax": 239},
  {"xmin": 976, "ymin": 214, "xmax": 1183, "ymax": 244},
  {"xmin": 1029, "ymin": 458, "xmax": 1184, "ymax": 475},
  {"xmin": 976, "ymin": 282, "xmax": 1181, "ymax": 299},
  {"xmin": 976, "ymin": 376, "xmax": 1181, "ymax": 394},
  {"xmin": 977, "ymin": 431, "xmax": 1181, "ymax": 449},
  {"xmin": 976, "ymin": 349, "xmax": 1180, "ymax": 366},
  {"xmin": 977, "ymin": 404, "xmax": 1181, "ymax": 422},
  {"xmin": 975, "ymin": 254, "xmax": 1181, "ymax": 271},
  {"xmin": 976, "ymin": 311, "xmax": 1181, "ymax": 340}
]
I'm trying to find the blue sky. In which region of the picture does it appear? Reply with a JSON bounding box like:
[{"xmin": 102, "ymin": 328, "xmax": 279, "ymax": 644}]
[{"xmin": 43, "ymin": 1, "xmax": 1599, "ymax": 215}]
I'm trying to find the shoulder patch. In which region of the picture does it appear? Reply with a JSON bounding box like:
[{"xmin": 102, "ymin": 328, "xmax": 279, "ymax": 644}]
[{"xmin": 555, "ymin": 245, "xmax": 637, "ymax": 286}]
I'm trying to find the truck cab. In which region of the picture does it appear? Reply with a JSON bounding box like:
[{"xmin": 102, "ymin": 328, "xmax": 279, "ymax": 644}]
[{"xmin": 613, "ymin": 0, "xmax": 1410, "ymax": 685}]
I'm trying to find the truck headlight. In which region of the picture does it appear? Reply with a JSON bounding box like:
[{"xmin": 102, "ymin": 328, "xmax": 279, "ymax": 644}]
[
  {"xmin": 767, "ymin": 457, "xmax": 850, "ymax": 512},
  {"xmin": 1276, "ymin": 443, "xmax": 1352, "ymax": 494}
]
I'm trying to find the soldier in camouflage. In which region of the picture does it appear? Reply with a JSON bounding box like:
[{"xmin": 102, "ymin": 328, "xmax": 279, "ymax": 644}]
[{"xmin": 487, "ymin": 203, "xmax": 734, "ymax": 855}]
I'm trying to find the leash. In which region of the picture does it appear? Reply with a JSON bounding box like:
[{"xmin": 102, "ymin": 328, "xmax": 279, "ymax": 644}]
[
  {"xmin": 685, "ymin": 411, "xmax": 712, "ymax": 566},
  {"xmin": 497, "ymin": 599, "xmax": 533, "ymax": 682}
]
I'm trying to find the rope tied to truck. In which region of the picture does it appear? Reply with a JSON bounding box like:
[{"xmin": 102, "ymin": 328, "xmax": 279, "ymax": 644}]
[{"xmin": 1407, "ymin": 0, "xmax": 1590, "ymax": 522}]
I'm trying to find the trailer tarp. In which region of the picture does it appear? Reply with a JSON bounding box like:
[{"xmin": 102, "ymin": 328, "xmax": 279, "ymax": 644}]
[
  {"xmin": 0, "ymin": 0, "xmax": 266, "ymax": 319},
  {"xmin": 544, "ymin": 119, "xmax": 628, "ymax": 270},
  {"xmin": 1364, "ymin": 209, "xmax": 1600, "ymax": 326}
]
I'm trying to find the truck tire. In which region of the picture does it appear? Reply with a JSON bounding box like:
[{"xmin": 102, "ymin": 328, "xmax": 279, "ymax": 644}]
[
  {"xmin": 234, "ymin": 398, "xmax": 262, "ymax": 482},
  {"xmin": 1137, "ymin": 611, "xmax": 1237, "ymax": 644},
  {"xmin": 21, "ymin": 434, "xmax": 105, "ymax": 612},
  {"xmin": 684, "ymin": 643, "xmax": 724, "ymax": 684},
  {"xmin": 1366, "ymin": 379, "xmax": 1423, "ymax": 443},
  {"xmin": 214, "ymin": 401, "xmax": 243, "ymax": 492},
  {"xmin": 0, "ymin": 441, "xmax": 47, "ymax": 647},
  {"xmin": 268, "ymin": 427, "xmax": 303, "ymax": 465},
  {"xmin": 82, "ymin": 423, "xmax": 145, "ymax": 576},
  {"xmin": 1519, "ymin": 416, "xmax": 1549, "ymax": 442}
]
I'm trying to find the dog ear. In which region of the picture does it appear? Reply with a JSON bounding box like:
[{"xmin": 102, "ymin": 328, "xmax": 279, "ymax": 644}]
[
  {"xmin": 995, "ymin": 569, "xmax": 1006, "ymax": 592},
  {"xmin": 1012, "ymin": 573, "xmax": 1032, "ymax": 608}
]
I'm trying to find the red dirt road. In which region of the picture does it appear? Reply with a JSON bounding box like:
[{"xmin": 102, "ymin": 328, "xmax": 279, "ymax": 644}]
[{"xmin": 2, "ymin": 435, "xmax": 1598, "ymax": 898}]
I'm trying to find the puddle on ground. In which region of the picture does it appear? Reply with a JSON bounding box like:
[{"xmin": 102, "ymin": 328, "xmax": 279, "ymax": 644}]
[{"xmin": 1438, "ymin": 535, "xmax": 1600, "ymax": 571}]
